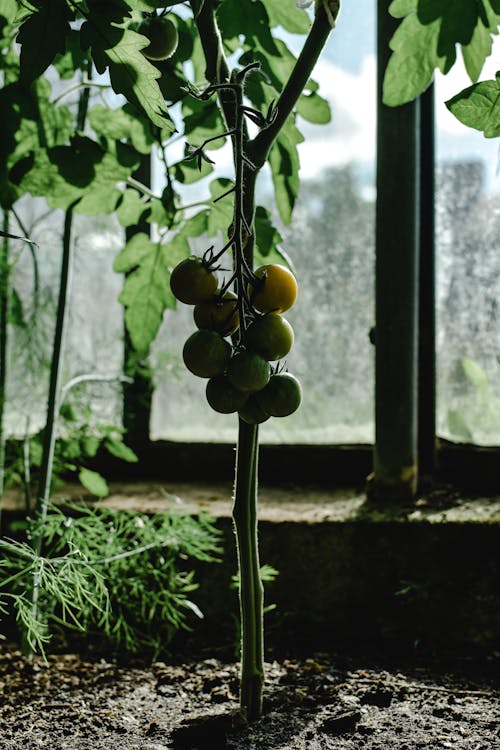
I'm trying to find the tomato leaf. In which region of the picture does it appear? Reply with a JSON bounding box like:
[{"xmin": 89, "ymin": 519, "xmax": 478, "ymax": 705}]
[
  {"xmin": 446, "ymin": 76, "xmax": 500, "ymax": 137},
  {"xmin": 116, "ymin": 189, "xmax": 150, "ymax": 227},
  {"xmin": 383, "ymin": 0, "xmax": 500, "ymax": 106},
  {"xmin": 265, "ymin": 0, "xmax": 311, "ymax": 34},
  {"xmin": 114, "ymin": 232, "xmax": 187, "ymax": 352},
  {"xmin": 296, "ymin": 90, "xmax": 331, "ymax": 124},
  {"xmin": 17, "ymin": 0, "xmax": 72, "ymax": 84},
  {"xmin": 254, "ymin": 206, "xmax": 283, "ymax": 257},
  {"xmin": 0, "ymin": 0, "xmax": 18, "ymax": 24},
  {"xmin": 82, "ymin": 10, "xmax": 174, "ymax": 131},
  {"xmin": 89, "ymin": 104, "xmax": 155, "ymax": 155},
  {"xmin": 268, "ymin": 119, "xmax": 303, "ymax": 224}
]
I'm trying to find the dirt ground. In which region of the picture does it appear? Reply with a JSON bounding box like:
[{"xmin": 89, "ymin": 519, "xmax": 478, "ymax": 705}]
[{"xmin": 0, "ymin": 643, "xmax": 499, "ymax": 750}]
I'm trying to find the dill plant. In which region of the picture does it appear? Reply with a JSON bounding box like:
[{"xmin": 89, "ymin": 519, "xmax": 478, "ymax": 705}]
[{"xmin": 0, "ymin": 502, "xmax": 221, "ymax": 656}]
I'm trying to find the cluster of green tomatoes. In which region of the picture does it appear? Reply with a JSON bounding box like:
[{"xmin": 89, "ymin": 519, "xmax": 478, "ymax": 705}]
[{"xmin": 169, "ymin": 257, "xmax": 302, "ymax": 425}]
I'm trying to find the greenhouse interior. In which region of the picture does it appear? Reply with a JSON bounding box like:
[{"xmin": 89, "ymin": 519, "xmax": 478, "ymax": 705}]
[{"xmin": 0, "ymin": 2, "xmax": 499, "ymax": 749}]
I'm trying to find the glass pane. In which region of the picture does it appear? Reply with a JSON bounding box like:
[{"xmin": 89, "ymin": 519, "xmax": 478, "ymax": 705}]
[
  {"xmin": 6, "ymin": 201, "xmax": 124, "ymax": 438},
  {"xmin": 151, "ymin": 2, "xmax": 376, "ymax": 444},
  {"xmin": 435, "ymin": 47, "xmax": 500, "ymax": 445}
]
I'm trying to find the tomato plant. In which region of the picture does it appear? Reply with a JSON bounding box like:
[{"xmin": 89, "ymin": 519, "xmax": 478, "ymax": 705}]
[{"xmin": 0, "ymin": 0, "xmax": 339, "ymax": 724}]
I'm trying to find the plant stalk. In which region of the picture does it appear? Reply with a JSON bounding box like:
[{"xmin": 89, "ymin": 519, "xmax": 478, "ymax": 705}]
[{"xmin": 232, "ymin": 420, "xmax": 263, "ymax": 721}]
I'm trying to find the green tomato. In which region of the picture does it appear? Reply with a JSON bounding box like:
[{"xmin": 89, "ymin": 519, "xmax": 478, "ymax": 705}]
[
  {"xmin": 138, "ymin": 16, "xmax": 179, "ymax": 61},
  {"xmin": 246, "ymin": 313, "xmax": 294, "ymax": 361},
  {"xmin": 257, "ymin": 372, "xmax": 302, "ymax": 417},
  {"xmin": 182, "ymin": 330, "xmax": 231, "ymax": 378},
  {"xmin": 170, "ymin": 257, "xmax": 218, "ymax": 305},
  {"xmin": 227, "ymin": 351, "xmax": 270, "ymax": 393},
  {"xmin": 206, "ymin": 375, "xmax": 248, "ymax": 414},
  {"xmin": 239, "ymin": 395, "xmax": 271, "ymax": 424}
]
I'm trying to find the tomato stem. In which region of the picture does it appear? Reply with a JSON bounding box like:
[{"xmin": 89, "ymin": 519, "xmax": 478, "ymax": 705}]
[{"xmin": 233, "ymin": 419, "xmax": 264, "ymax": 722}]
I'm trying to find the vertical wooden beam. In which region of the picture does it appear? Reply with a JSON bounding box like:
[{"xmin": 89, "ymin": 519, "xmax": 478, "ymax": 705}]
[
  {"xmin": 369, "ymin": 1, "xmax": 420, "ymax": 501},
  {"xmin": 418, "ymin": 84, "xmax": 436, "ymax": 486}
]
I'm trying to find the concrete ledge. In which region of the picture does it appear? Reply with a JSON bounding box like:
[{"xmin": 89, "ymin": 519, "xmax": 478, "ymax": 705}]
[{"xmin": 2, "ymin": 482, "xmax": 499, "ymax": 657}]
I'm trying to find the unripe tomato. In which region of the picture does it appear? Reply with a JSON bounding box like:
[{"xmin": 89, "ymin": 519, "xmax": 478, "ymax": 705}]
[
  {"xmin": 246, "ymin": 313, "xmax": 294, "ymax": 361},
  {"xmin": 183, "ymin": 330, "xmax": 231, "ymax": 378},
  {"xmin": 170, "ymin": 257, "xmax": 218, "ymax": 305},
  {"xmin": 138, "ymin": 16, "xmax": 179, "ymax": 61},
  {"xmin": 239, "ymin": 395, "xmax": 270, "ymax": 424},
  {"xmin": 249, "ymin": 264, "xmax": 298, "ymax": 314},
  {"xmin": 257, "ymin": 372, "xmax": 302, "ymax": 417},
  {"xmin": 194, "ymin": 291, "xmax": 239, "ymax": 336},
  {"xmin": 227, "ymin": 351, "xmax": 270, "ymax": 393},
  {"xmin": 206, "ymin": 375, "xmax": 248, "ymax": 414}
]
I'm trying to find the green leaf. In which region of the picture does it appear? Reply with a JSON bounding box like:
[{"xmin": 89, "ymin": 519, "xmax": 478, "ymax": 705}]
[
  {"xmin": 254, "ymin": 205, "xmax": 283, "ymax": 256},
  {"xmin": 116, "ymin": 189, "xmax": 150, "ymax": 227},
  {"xmin": 268, "ymin": 119, "xmax": 303, "ymax": 224},
  {"xmin": 81, "ymin": 436, "xmax": 100, "ymax": 458},
  {"xmin": 0, "ymin": 0, "xmax": 18, "ymax": 24},
  {"xmin": 206, "ymin": 178, "xmax": 234, "ymax": 236},
  {"xmin": 82, "ymin": 14, "xmax": 174, "ymax": 131},
  {"xmin": 383, "ymin": 0, "xmax": 500, "ymax": 106},
  {"xmin": 89, "ymin": 103, "xmax": 155, "ymax": 154},
  {"xmin": 114, "ymin": 233, "xmax": 179, "ymax": 352},
  {"xmin": 296, "ymin": 90, "xmax": 331, "ymax": 124},
  {"xmin": 105, "ymin": 437, "xmax": 138, "ymax": 463},
  {"xmin": 17, "ymin": 0, "xmax": 72, "ymax": 84},
  {"xmin": 78, "ymin": 468, "xmax": 109, "ymax": 498},
  {"xmin": 266, "ymin": 0, "xmax": 311, "ymax": 33},
  {"xmin": 446, "ymin": 77, "xmax": 500, "ymax": 137}
]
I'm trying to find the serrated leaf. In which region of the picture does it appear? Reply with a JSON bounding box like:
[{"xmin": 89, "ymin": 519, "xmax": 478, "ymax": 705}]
[
  {"xmin": 384, "ymin": 0, "xmax": 500, "ymax": 106},
  {"xmin": 268, "ymin": 119, "xmax": 303, "ymax": 224},
  {"xmin": 78, "ymin": 468, "xmax": 109, "ymax": 498},
  {"xmin": 89, "ymin": 103, "xmax": 155, "ymax": 154},
  {"xmin": 446, "ymin": 77, "xmax": 500, "ymax": 137},
  {"xmin": 254, "ymin": 205, "xmax": 283, "ymax": 256},
  {"xmin": 116, "ymin": 189, "xmax": 150, "ymax": 227},
  {"xmin": 82, "ymin": 18, "xmax": 174, "ymax": 131},
  {"xmin": 115, "ymin": 233, "xmax": 178, "ymax": 351},
  {"xmin": 17, "ymin": 0, "xmax": 72, "ymax": 84}
]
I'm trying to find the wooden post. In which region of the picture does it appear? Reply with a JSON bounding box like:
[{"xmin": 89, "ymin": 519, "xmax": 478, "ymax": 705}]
[{"xmin": 369, "ymin": 1, "xmax": 420, "ymax": 501}]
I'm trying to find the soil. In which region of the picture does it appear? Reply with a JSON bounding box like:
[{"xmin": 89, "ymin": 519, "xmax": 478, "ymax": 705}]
[{"xmin": 0, "ymin": 644, "xmax": 499, "ymax": 750}]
